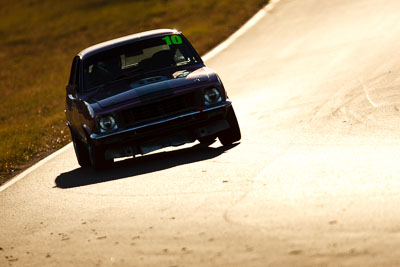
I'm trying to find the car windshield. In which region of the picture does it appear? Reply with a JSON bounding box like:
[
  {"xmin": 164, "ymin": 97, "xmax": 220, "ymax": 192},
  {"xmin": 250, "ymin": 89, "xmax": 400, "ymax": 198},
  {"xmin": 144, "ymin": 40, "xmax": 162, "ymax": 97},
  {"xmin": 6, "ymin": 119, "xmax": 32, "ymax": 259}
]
[{"xmin": 82, "ymin": 35, "xmax": 200, "ymax": 91}]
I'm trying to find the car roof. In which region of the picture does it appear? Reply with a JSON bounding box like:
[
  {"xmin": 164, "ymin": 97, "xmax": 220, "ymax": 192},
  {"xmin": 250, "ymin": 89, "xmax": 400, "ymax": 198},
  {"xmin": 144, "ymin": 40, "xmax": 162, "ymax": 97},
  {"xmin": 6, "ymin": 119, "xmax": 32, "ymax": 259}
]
[{"xmin": 78, "ymin": 29, "xmax": 180, "ymax": 60}]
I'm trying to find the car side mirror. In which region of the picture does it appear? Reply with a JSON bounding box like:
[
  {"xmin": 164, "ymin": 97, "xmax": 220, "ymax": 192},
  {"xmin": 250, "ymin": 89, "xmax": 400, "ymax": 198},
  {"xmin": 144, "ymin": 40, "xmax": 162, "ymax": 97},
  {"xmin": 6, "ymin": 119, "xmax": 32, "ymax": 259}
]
[{"xmin": 66, "ymin": 84, "xmax": 77, "ymax": 100}]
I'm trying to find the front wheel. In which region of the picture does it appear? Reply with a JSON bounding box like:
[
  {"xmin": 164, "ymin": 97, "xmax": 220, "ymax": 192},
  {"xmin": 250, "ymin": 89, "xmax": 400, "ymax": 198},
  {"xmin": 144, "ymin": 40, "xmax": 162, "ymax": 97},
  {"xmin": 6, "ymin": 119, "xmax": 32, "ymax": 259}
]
[
  {"xmin": 88, "ymin": 142, "xmax": 112, "ymax": 170},
  {"xmin": 218, "ymin": 106, "xmax": 241, "ymax": 146},
  {"xmin": 72, "ymin": 133, "xmax": 91, "ymax": 167},
  {"xmin": 198, "ymin": 135, "xmax": 217, "ymax": 147}
]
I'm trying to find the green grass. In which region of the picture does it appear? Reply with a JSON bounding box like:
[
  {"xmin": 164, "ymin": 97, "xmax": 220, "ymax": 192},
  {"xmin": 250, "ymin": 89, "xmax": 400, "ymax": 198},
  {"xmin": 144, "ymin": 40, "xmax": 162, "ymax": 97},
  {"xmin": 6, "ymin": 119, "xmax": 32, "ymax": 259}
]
[{"xmin": 0, "ymin": 0, "xmax": 268, "ymax": 185}]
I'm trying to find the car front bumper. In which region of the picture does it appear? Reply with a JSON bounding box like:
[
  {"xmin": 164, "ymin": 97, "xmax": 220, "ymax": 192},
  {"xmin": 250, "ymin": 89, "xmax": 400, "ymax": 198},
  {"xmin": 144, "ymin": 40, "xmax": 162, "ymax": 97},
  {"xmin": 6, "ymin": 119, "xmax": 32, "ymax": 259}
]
[{"xmin": 89, "ymin": 100, "xmax": 232, "ymax": 159}]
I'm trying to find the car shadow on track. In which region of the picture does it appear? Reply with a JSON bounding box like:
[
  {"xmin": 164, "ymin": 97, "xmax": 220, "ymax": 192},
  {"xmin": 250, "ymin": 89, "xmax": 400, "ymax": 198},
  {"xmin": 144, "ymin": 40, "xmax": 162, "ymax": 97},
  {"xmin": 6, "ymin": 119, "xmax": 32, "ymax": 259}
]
[{"xmin": 55, "ymin": 142, "xmax": 239, "ymax": 189}]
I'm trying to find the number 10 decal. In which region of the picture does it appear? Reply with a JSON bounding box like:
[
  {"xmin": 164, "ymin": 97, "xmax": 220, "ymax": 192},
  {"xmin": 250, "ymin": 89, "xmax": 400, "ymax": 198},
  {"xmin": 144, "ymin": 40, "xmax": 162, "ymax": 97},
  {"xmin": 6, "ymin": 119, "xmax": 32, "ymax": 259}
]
[{"xmin": 162, "ymin": 35, "xmax": 183, "ymax": 45}]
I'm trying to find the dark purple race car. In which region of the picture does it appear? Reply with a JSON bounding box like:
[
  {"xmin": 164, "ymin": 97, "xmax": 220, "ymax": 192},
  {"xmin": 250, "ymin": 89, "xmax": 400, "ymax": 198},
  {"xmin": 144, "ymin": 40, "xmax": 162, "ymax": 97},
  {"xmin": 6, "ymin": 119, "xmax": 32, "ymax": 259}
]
[{"xmin": 65, "ymin": 29, "xmax": 241, "ymax": 169}]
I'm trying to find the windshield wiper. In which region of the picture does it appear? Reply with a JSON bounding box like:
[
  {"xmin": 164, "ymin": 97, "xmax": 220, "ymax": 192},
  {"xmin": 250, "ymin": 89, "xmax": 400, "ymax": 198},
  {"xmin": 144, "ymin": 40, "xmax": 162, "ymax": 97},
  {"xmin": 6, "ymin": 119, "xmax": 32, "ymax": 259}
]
[
  {"xmin": 88, "ymin": 64, "xmax": 181, "ymax": 91},
  {"xmin": 84, "ymin": 68, "xmax": 147, "ymax": 92},
  {"xmin": 111, "ymin": 68, "xmax": 146, "ymax": 82}
]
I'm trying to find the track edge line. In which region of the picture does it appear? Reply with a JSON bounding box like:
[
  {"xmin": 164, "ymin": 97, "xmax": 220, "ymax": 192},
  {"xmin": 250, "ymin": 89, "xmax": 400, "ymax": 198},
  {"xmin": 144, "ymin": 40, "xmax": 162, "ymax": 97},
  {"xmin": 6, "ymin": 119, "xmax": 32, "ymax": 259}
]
[
  {"xmin": 0, "ymin": 143, "xmax": 73, "ymax": 192},
  {"xmin": 202, "ymin": 0, "xmax": 280, "ymax": 62}
]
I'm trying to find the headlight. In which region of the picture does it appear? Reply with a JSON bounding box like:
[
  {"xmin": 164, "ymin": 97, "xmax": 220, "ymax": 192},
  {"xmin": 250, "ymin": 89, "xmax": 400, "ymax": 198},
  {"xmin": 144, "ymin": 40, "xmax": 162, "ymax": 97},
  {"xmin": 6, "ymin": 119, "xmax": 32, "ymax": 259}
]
[
  {"xmin": 204, "ymin": 88, "xmax": 222, "ymax": 105},
  {"xmin": 98, "ymin": 115, "xmax": 117, "ymax": 132}
]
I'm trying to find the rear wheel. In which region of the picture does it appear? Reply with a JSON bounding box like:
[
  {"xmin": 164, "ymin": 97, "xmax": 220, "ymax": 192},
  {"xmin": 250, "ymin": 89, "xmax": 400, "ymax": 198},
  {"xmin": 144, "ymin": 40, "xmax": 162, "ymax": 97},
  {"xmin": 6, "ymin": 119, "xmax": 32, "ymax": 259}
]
[
  {"xmin": 71, "ymin": 133, "xmax": 91, "ymax": 167},
  {"xmin": 218, "ymin": 106, "xmax": 241, "ymax": 146}
]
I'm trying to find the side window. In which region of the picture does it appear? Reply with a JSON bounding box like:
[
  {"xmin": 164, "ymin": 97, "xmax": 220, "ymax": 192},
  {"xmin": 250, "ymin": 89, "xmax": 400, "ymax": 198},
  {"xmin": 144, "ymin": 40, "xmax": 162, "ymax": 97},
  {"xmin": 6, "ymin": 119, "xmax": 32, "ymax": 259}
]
[{"xmin": 68, "ymin": 56, "xmax": 80, "ymax": 86}]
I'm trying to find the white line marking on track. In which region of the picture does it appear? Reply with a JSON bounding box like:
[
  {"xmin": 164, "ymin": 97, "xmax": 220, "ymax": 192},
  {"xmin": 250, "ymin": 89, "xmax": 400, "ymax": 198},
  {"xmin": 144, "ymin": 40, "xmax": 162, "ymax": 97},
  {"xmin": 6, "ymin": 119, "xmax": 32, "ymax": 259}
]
[
  {"xmin": 360, "ymin": 79, "xmax": 380, "ymax": 108},
  {"xmin": 202, "ymin": 0, "xmax": 281, "ymax": 62},
  {"xmin": 253, "ymin": 157, "xmax": 282, "ymax": 182},
  {"xmin": 0, "ymin": 143, "xmax": 73, "ymax": 193},
  {"xmin": 0, "ymin": 0, "xmax": 282, "ymax": 193},
  {"xmin": 252, "ymin": 144, "xmax": 293, "ymax": 182}
]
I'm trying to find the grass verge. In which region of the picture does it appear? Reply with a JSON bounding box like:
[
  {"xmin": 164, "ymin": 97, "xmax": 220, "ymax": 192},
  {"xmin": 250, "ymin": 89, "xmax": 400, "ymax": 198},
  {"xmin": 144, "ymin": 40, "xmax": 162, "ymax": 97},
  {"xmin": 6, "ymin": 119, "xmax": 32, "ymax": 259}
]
[{"xmin": 0, "ymin": 0, "xmax": 268, "ymax": 185}]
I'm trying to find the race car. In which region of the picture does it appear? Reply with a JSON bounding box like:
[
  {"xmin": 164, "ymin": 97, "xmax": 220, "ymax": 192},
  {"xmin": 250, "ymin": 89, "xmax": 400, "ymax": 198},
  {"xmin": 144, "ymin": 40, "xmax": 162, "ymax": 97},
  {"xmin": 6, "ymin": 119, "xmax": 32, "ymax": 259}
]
[{"xmin": 65, "ymin": 29, "xmax": 241, "ymax": 169}]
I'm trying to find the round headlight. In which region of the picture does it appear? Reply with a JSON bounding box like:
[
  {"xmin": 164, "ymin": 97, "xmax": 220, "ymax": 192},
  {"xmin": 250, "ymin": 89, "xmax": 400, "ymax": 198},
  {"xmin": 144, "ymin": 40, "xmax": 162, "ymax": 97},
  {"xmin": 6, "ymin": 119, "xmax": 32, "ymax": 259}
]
[
  {"xmin": 204, "ymin": 88, "xmax": 222, "ymax": 105},
  {"xmin": 99, "ymin": 115, "xmax": 116, "ymax": 131}
]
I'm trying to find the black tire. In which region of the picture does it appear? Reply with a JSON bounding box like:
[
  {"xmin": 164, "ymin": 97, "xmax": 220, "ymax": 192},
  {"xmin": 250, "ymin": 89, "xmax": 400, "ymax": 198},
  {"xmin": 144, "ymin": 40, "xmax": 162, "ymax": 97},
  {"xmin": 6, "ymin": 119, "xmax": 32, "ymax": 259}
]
[
  {"xmin": 218, "ymin": 106, "xmax": 241, "ymax": 146},
  {"xmin": 198, "ymin": 135, "xmax": 216, "ymax": 146},
  {"xmin": 72, "ymin": 133, "xmax": 91, "ymax": 167},
  {"xmin": 87, "ymin": 141, "xmax": 112, "ymax": 170}
]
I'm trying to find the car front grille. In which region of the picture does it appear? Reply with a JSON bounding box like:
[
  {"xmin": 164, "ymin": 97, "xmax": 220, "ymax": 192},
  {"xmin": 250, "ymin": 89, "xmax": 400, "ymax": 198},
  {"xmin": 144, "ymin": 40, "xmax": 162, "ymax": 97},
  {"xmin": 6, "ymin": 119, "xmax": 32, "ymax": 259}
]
[{"xmin": 121, "ymin": 92, "xmax": 198, "ymax": 126}]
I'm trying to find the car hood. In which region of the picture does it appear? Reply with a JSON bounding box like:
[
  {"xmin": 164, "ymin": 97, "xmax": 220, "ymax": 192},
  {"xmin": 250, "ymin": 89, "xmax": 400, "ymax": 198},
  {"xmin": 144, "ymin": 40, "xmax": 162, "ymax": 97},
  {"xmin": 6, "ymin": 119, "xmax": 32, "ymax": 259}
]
[{"xmin": 88, "ymin": 67, "xmax": 215, "ymax": 110}]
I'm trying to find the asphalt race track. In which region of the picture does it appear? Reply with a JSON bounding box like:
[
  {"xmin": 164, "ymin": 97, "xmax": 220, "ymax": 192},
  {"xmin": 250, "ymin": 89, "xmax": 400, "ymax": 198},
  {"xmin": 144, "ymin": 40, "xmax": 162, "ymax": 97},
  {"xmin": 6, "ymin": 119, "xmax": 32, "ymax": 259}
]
[{"xmin": 2, "ymin": 0, "xmax": 400, "ymax": 266}]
